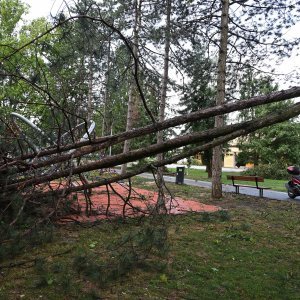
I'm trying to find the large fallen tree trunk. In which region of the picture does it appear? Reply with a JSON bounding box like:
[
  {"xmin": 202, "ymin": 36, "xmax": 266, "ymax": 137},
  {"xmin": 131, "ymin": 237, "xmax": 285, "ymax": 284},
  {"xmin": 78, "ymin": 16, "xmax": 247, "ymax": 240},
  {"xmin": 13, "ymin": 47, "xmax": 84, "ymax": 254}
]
[
  {"xmin": 1, "ymin": 86, "xmax": 300, "ymax": 174},
  {"xmin": 28, "ymin": 130, "xmax": 242, "ymax": 200},
  {"xmin": 2, "ymin": 99, "xmax": 300, "ymax": 193}
]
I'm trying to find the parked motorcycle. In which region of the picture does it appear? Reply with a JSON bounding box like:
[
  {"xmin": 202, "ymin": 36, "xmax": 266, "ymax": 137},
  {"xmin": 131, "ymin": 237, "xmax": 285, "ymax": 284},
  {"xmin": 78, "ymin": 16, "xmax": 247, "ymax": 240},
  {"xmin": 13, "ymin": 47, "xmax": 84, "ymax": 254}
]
[{"xmin": 285, "ymin": 166, "xmax": 300, "ymax": 199}]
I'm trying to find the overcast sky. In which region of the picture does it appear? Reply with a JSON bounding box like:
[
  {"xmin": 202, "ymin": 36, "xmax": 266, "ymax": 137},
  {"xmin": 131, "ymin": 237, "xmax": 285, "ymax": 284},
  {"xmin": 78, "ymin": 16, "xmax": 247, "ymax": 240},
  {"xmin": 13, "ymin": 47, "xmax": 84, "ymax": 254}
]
[
  {"xmin": 23, "ymin": 0, "xmax": 61, "ymax": 19},
  {"xmin": 23, "ymin": 0, "xmax": 300, "ymax": 89}
]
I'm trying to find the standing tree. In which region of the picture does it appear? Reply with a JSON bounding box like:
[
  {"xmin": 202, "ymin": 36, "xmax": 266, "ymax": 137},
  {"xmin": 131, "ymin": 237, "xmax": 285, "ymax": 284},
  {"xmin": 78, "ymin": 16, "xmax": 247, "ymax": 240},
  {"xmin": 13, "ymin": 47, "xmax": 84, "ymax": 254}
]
[
  {"xmin": 179, "ymin": 45, "xmax": 216, "ymax": 177},
  {"xmin": 211, "ymin": 0, "xmax": 229, "ymax": 199},
  {"xmin": 121, "ymin": 0, "xmax": 143, "ymax": 174},
  {"xmin": 156, "ymin": 0, "xmax": 172, "ymax": 210},
  {"xmin": 198, "ymin": 0, "xmax": 300, "ymax": 199}
]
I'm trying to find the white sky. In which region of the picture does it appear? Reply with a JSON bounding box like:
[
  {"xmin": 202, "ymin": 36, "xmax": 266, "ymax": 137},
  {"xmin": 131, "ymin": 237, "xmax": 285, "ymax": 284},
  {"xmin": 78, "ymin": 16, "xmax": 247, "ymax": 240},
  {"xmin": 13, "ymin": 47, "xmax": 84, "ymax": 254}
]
[
  {"xmin": 23, "ymin": 0, "xmax": 62, "ymax": 19},
  {"xmin": 23, "ymin": 0, "xmax": 300, "ymax": 90}
]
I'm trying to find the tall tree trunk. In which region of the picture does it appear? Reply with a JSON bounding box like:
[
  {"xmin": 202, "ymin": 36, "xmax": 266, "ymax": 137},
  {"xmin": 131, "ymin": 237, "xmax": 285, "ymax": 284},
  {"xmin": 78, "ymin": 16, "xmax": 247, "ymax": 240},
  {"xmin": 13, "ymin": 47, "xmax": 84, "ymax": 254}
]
[
  {"xmin": 121, "ymin": 0, "xmax": 142, "ymax": 175},
  {"xmin": 156, "ymin": 0, "xmax": 172, "ymax": 211},
  {"xmin": 211, "ymin": 0, "xmax": 229, "ymax": 199},
  {"xmin": 203, "ymin": 149, "xmax": 212, "ymax": 178},
  {"xmin": 102, "ymin": 38, "xmax": 111, "ymax": 137},
  {"xmin": 87, "ymin": 54, "xmax": 93, "ymax": 122}
]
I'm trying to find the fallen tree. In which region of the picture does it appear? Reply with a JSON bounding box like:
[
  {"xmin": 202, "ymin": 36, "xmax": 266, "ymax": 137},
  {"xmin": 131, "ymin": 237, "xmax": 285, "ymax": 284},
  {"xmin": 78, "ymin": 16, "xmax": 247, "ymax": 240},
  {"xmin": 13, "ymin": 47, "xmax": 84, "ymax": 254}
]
[
  {"xmin": 2, "ymin": 86, "xmax": 299, "ymax": 168},
  {"xmin": 1, "ymin": 87, "xmax": 300, "ymax": 195}
]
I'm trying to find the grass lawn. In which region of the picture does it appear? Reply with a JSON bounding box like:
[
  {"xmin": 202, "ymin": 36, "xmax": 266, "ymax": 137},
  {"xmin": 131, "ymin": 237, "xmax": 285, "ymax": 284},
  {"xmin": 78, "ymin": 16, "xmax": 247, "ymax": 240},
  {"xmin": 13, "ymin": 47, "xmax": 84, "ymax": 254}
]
[
  {"xmin": 167, "ymin": 167, "xmax": 288, "ymax": 192},
  {"xmin": 0, "ymin": 179, "xmax": 299, "ymax": 299}
]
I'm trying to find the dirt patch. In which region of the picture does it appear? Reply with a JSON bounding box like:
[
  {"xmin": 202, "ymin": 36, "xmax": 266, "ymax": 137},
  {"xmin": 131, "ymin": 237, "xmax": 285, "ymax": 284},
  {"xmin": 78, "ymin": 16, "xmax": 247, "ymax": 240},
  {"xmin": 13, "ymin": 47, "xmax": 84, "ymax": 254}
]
[{"xmin": 60, "ymin": 182, "xmax": 221, "ymax": 223}]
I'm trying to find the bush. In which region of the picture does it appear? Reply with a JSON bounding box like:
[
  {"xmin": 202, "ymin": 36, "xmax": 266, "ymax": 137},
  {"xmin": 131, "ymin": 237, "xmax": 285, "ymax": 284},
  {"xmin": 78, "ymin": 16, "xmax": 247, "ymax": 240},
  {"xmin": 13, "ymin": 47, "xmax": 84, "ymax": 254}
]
[
  {"xmin": 242, "ymin": 164, "xmax": 289, "ymax": 180},
  {"xmin": 236, "ymin": 151, "xmax": 249, "ymax": 167}
]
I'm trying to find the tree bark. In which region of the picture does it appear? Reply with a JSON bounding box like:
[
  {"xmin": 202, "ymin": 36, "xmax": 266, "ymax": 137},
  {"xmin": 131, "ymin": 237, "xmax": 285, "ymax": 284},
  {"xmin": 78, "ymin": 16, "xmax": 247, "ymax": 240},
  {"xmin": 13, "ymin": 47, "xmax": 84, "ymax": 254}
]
[
  {"xmin": 203, "ymin": 150, "xmax": 212, "ymax": 178},
  {"xmin": 102, "ymin": 38, "xmax": 111, "ymax": 137},
  {"xmin": 121, "ymin": 0, "xmax": 142, "ymax": 175},
  {"xmin": 87, "ymin": 54, "xmax": 93, "ymax": 122},
  {"xmin": 156, "ymin": 0, "xmax": 172, "ymax": 211},
  {"xmin": 212, "ymin": 0, "xmax": 230, "ymax": 199}
]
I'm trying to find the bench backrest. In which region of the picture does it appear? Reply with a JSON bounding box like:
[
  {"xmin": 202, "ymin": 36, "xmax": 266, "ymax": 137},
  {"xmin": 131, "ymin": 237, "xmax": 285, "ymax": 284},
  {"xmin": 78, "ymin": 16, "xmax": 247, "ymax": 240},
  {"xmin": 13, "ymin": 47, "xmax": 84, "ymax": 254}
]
[{"xmin": 227, "ymin": 175, "xmax": 264, "ymax": 182}]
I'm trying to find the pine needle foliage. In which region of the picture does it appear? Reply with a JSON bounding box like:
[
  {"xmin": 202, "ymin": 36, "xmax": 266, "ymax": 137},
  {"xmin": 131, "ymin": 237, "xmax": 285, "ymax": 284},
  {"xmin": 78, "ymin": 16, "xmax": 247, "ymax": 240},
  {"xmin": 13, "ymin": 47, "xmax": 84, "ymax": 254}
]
[{"xmin": 73, "ymin": 215, "xmax": 170, "ymax": 284}]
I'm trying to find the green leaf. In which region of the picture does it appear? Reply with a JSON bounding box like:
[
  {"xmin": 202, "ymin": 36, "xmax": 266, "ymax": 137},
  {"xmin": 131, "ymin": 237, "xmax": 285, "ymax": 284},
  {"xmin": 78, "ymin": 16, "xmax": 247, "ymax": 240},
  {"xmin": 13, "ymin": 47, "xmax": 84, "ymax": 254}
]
[
  {"xmin": 159, "ymin": 274, "xmax": 168, "ymax": 283},
  {"xmin": 89, "ymin": 241, "xmax": 98, "ymax": 249}
]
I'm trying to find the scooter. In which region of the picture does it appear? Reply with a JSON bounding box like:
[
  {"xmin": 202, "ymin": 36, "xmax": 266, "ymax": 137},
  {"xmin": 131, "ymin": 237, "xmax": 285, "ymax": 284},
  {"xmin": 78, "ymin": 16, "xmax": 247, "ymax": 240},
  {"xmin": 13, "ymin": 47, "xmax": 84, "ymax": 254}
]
[{"xmin": 285, "ymin": 166, "xmax": 300, "ymax": 199}]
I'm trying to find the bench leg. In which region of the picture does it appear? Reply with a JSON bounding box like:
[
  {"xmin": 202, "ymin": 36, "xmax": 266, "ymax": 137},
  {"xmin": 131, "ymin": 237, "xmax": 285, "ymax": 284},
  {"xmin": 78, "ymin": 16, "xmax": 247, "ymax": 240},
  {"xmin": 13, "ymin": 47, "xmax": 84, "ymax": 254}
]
[
  {"xmin": 259, "ymin": 189, "xmax": 263, "ymax": 197},
  {"xmin": 235, "ymin": 186, "xmax": 239, "ymax": 194}
]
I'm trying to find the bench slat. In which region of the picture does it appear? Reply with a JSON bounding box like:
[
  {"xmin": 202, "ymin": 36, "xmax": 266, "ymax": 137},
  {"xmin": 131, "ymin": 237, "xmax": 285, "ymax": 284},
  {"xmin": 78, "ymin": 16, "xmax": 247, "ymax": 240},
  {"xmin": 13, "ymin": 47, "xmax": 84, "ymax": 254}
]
[{"xmin": 227, "ymin": 175, "xmax": 264, "ymax": 182}]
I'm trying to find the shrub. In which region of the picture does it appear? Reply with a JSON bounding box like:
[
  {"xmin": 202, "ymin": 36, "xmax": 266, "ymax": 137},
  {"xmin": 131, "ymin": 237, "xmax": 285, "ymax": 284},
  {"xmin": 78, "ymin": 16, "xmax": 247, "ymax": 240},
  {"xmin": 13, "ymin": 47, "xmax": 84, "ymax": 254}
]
[
  {"xmin": 191, "ymin": 158, "xmax": 202, "ymax": 166},
  {"xmin": 242, "ymin": 164, "xmax": 289, "ymax": 180},
  {"xmin": 236, "ymin": 151, "xmax": 249, "ymax": 167}
]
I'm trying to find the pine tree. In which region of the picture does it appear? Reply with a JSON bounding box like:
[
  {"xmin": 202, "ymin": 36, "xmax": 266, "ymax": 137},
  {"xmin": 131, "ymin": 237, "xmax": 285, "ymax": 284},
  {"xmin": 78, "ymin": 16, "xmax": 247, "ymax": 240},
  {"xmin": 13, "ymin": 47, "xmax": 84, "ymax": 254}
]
[{"xmin": 179, "ymin": 45, "xmax": 216, "ymax": 177}]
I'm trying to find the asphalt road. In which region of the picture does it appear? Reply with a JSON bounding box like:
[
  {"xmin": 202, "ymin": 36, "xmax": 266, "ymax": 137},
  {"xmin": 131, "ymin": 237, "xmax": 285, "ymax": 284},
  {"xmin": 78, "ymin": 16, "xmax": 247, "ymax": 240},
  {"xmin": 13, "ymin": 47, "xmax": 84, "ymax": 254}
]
[{"xmin": 139, "ymin": 173, "xmax": 300, "ymax": 202}]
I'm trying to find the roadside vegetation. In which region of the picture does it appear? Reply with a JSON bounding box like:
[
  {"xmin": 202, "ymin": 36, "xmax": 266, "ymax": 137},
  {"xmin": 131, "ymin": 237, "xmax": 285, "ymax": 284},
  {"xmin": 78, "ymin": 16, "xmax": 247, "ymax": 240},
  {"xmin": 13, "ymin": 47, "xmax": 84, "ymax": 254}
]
[{"xmin": 0, "ymin": 178, "xmax": 299, "ymax": 299}]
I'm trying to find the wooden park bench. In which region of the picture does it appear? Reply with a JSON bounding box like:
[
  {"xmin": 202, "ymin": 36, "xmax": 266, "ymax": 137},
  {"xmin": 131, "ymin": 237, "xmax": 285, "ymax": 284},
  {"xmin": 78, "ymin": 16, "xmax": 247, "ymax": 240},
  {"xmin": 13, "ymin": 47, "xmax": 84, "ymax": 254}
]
[{"xmin": 227, "ymin": 175, "xmax": 270, "ymax": 197}]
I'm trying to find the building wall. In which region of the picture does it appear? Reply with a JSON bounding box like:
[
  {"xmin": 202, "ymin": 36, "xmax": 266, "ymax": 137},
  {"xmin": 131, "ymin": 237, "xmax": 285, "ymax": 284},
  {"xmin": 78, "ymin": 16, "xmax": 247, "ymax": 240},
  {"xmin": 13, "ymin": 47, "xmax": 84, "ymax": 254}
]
[
  {"xmin": 224, "ymin": 145, "xmax": 239, "ymax": 168},
  {"xmin": 194, "ymin": 143, "xmax": 240, "ymax": 168}
]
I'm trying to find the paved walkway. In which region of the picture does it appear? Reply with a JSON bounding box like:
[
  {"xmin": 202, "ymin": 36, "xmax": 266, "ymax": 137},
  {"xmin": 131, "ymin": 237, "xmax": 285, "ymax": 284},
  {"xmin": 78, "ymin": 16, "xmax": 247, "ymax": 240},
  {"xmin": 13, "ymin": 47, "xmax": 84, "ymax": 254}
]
[{"xmin": 139, "ymin": 173, "xmax": 299, "ymax": 202}]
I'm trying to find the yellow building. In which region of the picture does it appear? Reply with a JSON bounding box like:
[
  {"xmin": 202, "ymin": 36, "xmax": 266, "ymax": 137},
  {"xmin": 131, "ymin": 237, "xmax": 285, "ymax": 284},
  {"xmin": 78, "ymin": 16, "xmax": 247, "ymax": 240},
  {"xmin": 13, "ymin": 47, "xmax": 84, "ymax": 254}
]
[
  {"xmin": 194, "ymin": 140, "xmax": 241, "ymax": 168},
  {"xmin": 223, "ymin": 140, "xmax": 254, "ymax": 168},
  {"xmin": 223, "ymin": 143, "xmax": 239, "ymax": 168}
]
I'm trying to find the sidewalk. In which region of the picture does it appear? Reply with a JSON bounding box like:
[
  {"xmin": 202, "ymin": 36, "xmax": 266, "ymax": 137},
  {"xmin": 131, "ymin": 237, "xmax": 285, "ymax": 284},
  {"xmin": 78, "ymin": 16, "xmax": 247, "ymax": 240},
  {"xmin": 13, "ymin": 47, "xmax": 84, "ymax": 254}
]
[
  {"xmin": 139, "ymin": 173, "xmax": 296, "ymax": 202},
  {"xmin": 166, "ymin": 164, "xmax": 244, "ymax": 173}
]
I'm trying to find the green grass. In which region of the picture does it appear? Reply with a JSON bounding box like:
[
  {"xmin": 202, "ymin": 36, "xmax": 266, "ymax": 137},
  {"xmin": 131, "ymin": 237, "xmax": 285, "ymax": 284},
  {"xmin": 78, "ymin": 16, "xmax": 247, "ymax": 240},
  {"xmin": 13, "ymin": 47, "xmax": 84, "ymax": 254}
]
[
  {"xmin": 168, "ymin": 168, "xmax": 287, "ymax": 192},
  {"xmin": 0, "ymin": 180, "xmax": 299, "ymax": 299}
]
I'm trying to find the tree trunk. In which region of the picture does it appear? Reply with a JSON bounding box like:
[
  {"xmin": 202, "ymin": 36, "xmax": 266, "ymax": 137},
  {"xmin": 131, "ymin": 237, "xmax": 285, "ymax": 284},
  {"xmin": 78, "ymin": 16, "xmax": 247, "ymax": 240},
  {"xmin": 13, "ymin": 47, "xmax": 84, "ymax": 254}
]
[
  {"xmin": 102, "ymin": 38, "xmax": 111, "ymax": 137},
  {"xmin": 121, "ymin": 0, "xmax": 142, "ymax": 175},
  {"xmin": 156, "ymin": 0, "xmax": 171, "ymax": 211},
  {"xmin": 87, "ymin": 54, "xmax": 93, "ymax": 122},
  {"xmin": 203, "ymin": 149, "xmax": 212, "ymax": 178},
  {"xmin": 212, "ymin": 0, "xmax": 229, "ymax": 199}
]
